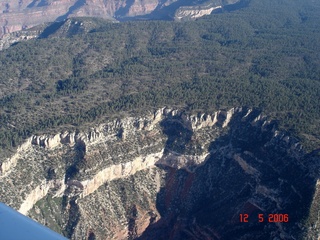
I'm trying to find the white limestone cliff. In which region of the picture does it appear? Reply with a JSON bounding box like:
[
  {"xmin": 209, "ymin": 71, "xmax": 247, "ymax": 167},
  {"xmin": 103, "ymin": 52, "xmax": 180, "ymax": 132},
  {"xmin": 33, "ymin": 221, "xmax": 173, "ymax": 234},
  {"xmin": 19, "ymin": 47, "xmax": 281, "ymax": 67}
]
[
  {"xmin": 175, "ymin": 6, "xmax": 222, "ymax": 20},
  {"xmin": 0, "ymin": 107, "xmax": 280, "ymax": 217},
  {"xmin": 19, "ymin": 178, "xmax": 66, "ymax": 215},
  {"xmin": 0, "ymin": 137, "xmax": 32, "ymax": 176},
  {"xmin": 80, "ymin": 151, "xmax": 164, "ymax": 198}
]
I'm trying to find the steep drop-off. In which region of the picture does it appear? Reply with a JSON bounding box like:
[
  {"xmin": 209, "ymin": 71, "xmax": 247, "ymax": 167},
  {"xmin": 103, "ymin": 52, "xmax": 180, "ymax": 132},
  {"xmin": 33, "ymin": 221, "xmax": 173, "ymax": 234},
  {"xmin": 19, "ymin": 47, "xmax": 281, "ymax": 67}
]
[{"xmin": 0, "ymin": 107, "xmax": 319, "ymax": 239}]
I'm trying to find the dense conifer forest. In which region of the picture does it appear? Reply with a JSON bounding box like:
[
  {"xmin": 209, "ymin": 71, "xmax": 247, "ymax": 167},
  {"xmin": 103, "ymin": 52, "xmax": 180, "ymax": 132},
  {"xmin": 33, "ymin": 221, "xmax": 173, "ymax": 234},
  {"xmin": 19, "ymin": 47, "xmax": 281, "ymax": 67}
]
[{"xmin": 0, "ymin": 0, "xmax": 319, "ymax": 153}]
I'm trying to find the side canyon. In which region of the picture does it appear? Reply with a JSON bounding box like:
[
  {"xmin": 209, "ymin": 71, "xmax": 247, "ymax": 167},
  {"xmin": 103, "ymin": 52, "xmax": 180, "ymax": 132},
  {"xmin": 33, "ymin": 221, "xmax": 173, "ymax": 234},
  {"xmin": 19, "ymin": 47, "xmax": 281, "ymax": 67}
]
[{"xmin": 1, "ymin": 107, "xmax": 319, "ymax": 239}]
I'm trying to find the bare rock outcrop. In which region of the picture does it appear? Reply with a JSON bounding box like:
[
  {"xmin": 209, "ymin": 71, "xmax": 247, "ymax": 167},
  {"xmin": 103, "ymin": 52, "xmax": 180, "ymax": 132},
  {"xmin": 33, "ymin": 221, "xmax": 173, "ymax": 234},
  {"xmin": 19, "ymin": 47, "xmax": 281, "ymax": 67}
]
[
  {"xmin": 175, "ymin": 5, "xmax": 222, "ymax": 20},
  {"xmin": 174, "ymin": 0, "xmax": 241, "ymax": 21},
  {"xmin": 0, "ymin": 107, "xmax": 318, "ymax": 239},
  {"xmin": 0, "ymin": 0, "xmax": 243, "ymax": 37}
]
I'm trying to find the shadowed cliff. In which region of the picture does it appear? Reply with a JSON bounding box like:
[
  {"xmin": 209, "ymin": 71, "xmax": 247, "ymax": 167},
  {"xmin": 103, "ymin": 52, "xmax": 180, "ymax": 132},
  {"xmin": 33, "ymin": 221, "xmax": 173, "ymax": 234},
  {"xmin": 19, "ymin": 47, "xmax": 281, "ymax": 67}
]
[{"xmin": 138, "ymin": 109, "xmax": 318, "ymax": 240}]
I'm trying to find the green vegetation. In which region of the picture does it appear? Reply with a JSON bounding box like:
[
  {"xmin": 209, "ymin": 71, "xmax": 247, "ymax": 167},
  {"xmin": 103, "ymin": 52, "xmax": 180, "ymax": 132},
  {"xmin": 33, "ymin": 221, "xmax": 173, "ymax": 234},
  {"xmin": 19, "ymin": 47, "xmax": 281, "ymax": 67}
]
[
  {"xmin": 0, "ymin": 0, "xmax": 319, "ymax": 152},
  {"xmin": 31, "ymin": 196, "xmax": 65, "ymax": 234}
]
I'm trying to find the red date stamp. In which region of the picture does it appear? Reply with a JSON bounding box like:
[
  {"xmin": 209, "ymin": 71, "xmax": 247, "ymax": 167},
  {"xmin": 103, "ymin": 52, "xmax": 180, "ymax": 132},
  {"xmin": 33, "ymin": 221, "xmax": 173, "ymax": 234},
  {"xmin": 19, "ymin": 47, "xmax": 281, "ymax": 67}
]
[{"xmin": 239, "ymin": 213, "xmax": 289, "ymax": 223}]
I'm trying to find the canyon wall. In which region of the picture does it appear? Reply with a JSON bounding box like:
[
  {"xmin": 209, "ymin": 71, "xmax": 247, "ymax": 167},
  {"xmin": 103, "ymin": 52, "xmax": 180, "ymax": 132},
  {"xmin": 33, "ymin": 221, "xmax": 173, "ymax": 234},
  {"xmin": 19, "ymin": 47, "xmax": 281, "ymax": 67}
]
[
  {"xmin": 0, "ymin": 107, "xmax": 319, "ymax": 239},
  {"xmin": 0, "ymin": 0, "xmax": 241, "ymax": 37}
]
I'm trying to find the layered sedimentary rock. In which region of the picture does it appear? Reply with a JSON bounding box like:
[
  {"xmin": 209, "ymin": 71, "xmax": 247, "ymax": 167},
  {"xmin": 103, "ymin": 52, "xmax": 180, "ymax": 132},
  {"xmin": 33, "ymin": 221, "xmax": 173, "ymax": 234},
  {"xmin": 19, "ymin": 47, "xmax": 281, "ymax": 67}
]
[
  {"xmin": 0, "ymin": 107, "xmax": 319, "ymax": 239},
  {"xmin": 174, "ymin": 4, "xmax": 222, "ymax": 21},
  {"xmin": 174, "ymin": 0, "xmax": 241, "ymax": 20},
  {"xmin": 0, "ymin": 0, "xmax": 242, "ymax": 37}
]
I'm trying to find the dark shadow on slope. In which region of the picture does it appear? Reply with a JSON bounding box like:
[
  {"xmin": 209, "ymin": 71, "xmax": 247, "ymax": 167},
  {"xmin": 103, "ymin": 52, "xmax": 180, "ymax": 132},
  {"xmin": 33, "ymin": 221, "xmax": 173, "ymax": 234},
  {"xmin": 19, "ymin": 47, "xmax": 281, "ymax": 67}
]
[
  {"xmin": 117, "ymin": 0, "xmax": 195, "ymax": 21},
  {"xmin": 27, "ymin": 0, "xmax": 37, "ymax": 8},
  {"xmin": 65, "ymin": 140, "xmax": 86, "ymax": 182},
  {"xmin": 160, "ymin": 116, "xmax": 193, "ymax": 155},
  {"xmin": 115, "ymin": 0, "xmax": 136, "ymax": 18},
  {"xmin": 128, "ymin": 205, "xmax": 138, "ymax": 240},
  {"xmin": 27, "ymin": 0, "xmax": 48, "ymax": 8},
  {"xmin": 118, "ymin": 0, "xmax": 251, "ymax": 21},
  {"xmin": 138, "ymin": 109, "xmax": 317, "ymax": 240},
  {"xmin": 55, "ymin": 0, "xmax": 86, "ymax": 22},
  {"xmin": 38, "ymin": 21, "xmax": 66, "ymax": 38},
  {"xmin": 63, "ymin": 197, "xmax": 80, "ymax": 239},
  {"xmin": 88, "ymin": 231, "xmax": 96, "ymax": 240}
]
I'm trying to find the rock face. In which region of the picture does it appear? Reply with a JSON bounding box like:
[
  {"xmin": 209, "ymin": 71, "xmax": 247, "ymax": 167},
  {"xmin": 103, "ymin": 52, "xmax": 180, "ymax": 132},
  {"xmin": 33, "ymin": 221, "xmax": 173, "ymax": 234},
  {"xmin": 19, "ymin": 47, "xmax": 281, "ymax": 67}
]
[
  {"xmin": 174, "ymin": 0, "xmax": 224, "ymax": 21},
  {"xmin": 0, "ymin": 29, "xmax": 39, "ymax": 50},
  {"xmin": 0, "ymin": 0, "xmax": 242, "ymax": 37},
  {"xmin": 0, "ymin": 107, "xmax": 319, "ymax": 239}
]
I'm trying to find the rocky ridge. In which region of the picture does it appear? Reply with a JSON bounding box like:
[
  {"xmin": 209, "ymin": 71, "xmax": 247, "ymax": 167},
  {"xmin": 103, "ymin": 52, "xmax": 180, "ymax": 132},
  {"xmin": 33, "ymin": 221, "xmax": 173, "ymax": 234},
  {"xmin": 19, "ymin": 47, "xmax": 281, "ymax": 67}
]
[
  {"xmin": 174, "ymin": 0, "xmax": 226, "ymax": 21},
  {"xmin": 0, "ymin": 28, "xmax": 39, "ymax": 50},
  {"xmin": 174, "ymin": 0, "xmax": 243, "ymax": 20},
  {"xmin": 0, "ymin": 107, "xmax": 319, "ymax": 239},
  {"xmin": 1, "ymin": 107, "xmax": 232, "ymax": 211}
]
